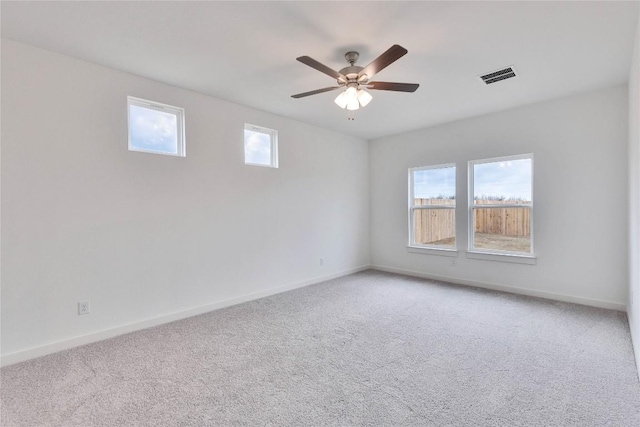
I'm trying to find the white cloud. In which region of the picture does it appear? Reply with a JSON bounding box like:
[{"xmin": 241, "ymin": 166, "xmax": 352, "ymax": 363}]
[
  {"xmin": 129, "ymin": 105, "xmax": 178, "ymax": 153},
  {"xmin": 244, "ymin": 130, "xmax": 271, "ymax": 165}
]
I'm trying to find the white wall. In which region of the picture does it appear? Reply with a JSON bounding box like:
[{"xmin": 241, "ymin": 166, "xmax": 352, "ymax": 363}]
[
  {"xmin": 628, "ymin": 10, "xmax": 640, "ymax": 375},
  {"xmin": 370, "ymin": 86, "xmax": 629, "ymax": 309},
  {"xmin": 1, "ymin": 37, "xmax": 634, "ymax": 367},
  {"xmin": 0, "ymin": 40, "xmax": 370, "ymax": 362}
]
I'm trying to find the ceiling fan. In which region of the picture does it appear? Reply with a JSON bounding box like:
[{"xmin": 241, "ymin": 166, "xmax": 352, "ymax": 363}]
[{"xmin": 291, "ymin": 44, "xmax": 419, "ymax": 117}]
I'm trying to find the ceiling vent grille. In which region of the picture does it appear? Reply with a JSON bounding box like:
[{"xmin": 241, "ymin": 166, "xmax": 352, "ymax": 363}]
[{"xmin": 479, "ymin": 66, "xmax": 517, "ymax": 85}]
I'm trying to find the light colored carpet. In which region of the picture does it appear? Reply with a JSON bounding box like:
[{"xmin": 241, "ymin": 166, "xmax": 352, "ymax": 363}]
[{"xmin": 1, "ymin": 270, "xmax": 639, "ymax": 426}]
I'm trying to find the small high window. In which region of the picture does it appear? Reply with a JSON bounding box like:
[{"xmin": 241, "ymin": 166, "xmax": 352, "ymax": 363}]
[
  {"xmin": 409, "ymin": 164, "xmax": 456, "ymax": 249},
  {"xmin": 128, "ymin": 96, "xmax": 185, "ymax": 157},
  {"xmin": 469, "ymin": 154, "xmax": 533, "ymax": 255},
  {"xmin": 244, "ymin": 124, "xmax": 278, "ymax": 168}
]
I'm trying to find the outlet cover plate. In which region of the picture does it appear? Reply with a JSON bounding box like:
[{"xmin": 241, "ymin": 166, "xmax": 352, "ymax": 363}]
[{"xmin": 78, "ymin": 300, "xmax": 90, "ymax": 315}]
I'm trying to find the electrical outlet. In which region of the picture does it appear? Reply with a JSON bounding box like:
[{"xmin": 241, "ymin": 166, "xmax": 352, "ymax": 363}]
[
  {"xmin": 78, "ymin": 300, "xmax": 90, "ymax": 315},
  {"xmin": 451, "ymin": 258, "xmax": 457, "ymax": 266},
  {"xmin": 320, "ymin": 258, "xmax": 324, "ymax": 266}
]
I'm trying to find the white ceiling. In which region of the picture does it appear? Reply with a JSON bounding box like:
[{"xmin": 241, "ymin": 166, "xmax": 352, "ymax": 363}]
[{"xmin": 2, "ymin": 1, "xmax": 638, "ymax": 140}]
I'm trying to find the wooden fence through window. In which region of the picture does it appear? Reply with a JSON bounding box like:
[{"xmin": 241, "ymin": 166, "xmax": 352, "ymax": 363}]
[{"xmin": 413, "ymin": 199, "xmax": 531, "ymax": 244}]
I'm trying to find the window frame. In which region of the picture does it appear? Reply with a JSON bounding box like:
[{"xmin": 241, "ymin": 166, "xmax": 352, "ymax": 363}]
[
  {"xmin": 408, "ymin": 163, "xmax": 457, "ymax": 251},
  {"xmin": 127, "ymin": 96, "xmax": 186, "ymax": 157},
  {"xmin": 468, "ymin": 153, "xmax": 534, "ymax": 257},
  {"xmin": 244, "ymin": 123, "xmax": 278, "ymax": 168}
]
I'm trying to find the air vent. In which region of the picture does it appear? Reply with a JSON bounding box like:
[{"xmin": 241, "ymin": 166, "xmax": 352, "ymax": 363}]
[{"xmin": 479, "ymin": 66, "xmax": 517, "ymax": 85}]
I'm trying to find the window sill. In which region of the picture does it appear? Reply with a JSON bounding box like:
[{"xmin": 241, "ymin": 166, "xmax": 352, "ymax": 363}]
[
  {"xmin": 407, "ymin": 246, "xmax": 459, "ymax": 257},
  {"xmin": 244, "ymin": 162, "xmax": 278, "ymax": 169},
  {"xmin": 465, "ymin": 251, "xmax": 536, "ymax": 265}
]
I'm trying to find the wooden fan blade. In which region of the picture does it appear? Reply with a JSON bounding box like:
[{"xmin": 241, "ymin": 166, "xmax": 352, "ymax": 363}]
[
  {"xmin": 366, "ymin": 82, "xmax": 419, "ymax": 92},
  {"xmin": 296, "ymin": 56, "xmax": 345, "ymax": 80},
  {"xmin": 359, "ymin": 45, "xmax": 408, "ymax": 79},
  {"xmin": 291, "ymin": 86, "xmax": 341, "ymax": 99}
]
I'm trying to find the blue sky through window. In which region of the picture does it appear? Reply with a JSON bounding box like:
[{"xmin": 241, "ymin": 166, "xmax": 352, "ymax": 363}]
[
  {"xmin": 413, "ymin": 158, "xmax": 532, "ymax": 201},
  {"xmin": 474, "ymin": 158, "xmax": 531, "ymax": 201},
  {"xmin": 413, "ymin": 166, "xmax": 455, "ymax": 199},
  {"xmin": 129, "ymin": 105, "xmax": 178, "ymax": 155},
  {"xmin": 244, "ymin": 129, "xmax": 272, "ymax": 165}
]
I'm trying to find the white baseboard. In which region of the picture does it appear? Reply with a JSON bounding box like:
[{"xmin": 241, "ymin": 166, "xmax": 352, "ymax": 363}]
[
  {"xmin": 371, "ymin": 264, "xmax": 627, "ymax": 312},
  {"xmin": 3, "ymin": 264, "xmax": 627, "ymax": 367},
  {"xmin": 0, "ymin": 265, "xmax": 370, "ymax": 367}
]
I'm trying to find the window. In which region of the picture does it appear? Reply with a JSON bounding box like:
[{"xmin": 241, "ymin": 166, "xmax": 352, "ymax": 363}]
[
  {"xmin": 244, "ymin": 124, "xmax": 278, "ymax": 168},
  {"xmin": 469, "ymin": 154, "xmax": 533, "ymax": 255},
  {"xmin": 409, "ymin": 164, "xmax": 456, "ymax": 249},
  {"xmin": 128, "ymin": 96, "xmax": 185, "ymax": 157}
]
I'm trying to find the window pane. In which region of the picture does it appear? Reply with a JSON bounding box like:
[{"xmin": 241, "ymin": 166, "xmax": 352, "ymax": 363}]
[
  {"xmin": 244, "ymin": 129, "xmax": 272, "ymax": 166},
  {"xmin": 129, "ymin": 105, "xmax": 178, "ymax": 155},
  {"xmin": 413, "ymin": 209, "xmax": 455, "ymax": 247},
  {"xmin": 413, "ymin": 166, "xmax": 455, "ymax": 206},
  {"xmin": 473, "ymin": 207, "xmax": 531, "ymax": 253},
  {"xmin": 474, "ymin": 158, "xmax": 531, "ymax": 204}
]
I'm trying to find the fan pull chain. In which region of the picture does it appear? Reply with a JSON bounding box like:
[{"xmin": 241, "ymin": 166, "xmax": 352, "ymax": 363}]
[{"xmin": 347, "ymin": 110, "xmax": 355, "ymax": 121}]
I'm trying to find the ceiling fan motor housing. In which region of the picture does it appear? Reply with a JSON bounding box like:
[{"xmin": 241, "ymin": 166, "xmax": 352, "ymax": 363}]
[
  {"xmin": 339, "ymin": 51, "xmax": 367, "ymax": 85},
  {"xmin": 338, "ymin": 66, "xmax": 365, "ymax": 84}
]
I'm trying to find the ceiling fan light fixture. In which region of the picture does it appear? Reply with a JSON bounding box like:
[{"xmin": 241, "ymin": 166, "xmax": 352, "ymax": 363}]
[
  {"xmin": 335, "ymin": 85, "xmax": 361, "ymax": 110},
  {"xmin": 345, "ymin": 86, "xmax": 359, "ymax": 110},
  {"xmin": 336, "ymin": 86, "xmax": 373, "ymax": 110},
  {"xmin": 334, "ymin": 90, "xmax": 349, "ymax": 108},
  {"xmin": 357, "ymin": 89, "xmax": 373, "ymax": 107},
  {"xmin": 346, "ymin": 97, "xmax": 360, "ymax": 111}
]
